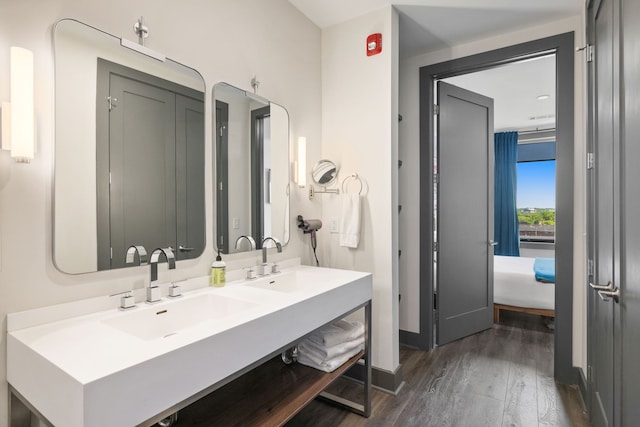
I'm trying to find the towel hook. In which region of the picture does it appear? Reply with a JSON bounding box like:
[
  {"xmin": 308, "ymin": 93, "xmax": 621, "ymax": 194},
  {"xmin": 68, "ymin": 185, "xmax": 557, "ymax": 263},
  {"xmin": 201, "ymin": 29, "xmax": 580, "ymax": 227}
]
[{"xmin": 341, "ymin": 173, "xmax": 363, "ymax": 195}]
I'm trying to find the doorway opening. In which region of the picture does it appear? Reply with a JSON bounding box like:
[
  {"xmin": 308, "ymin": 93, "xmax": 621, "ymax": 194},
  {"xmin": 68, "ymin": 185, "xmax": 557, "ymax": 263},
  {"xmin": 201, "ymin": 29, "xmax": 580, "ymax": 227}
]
[
  {"xmin": 415, "ymin": 32, "xmax": 575, "ymax": 384},
  {"xmin": 441, "ymin": 54, "xmax": 557, "ymax": 334}
]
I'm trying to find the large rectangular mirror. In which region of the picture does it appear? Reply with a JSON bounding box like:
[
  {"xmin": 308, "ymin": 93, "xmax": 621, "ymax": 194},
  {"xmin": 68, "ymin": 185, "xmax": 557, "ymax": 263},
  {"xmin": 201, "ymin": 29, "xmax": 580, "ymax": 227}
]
[
  {"xmin": 53, "ymin": 19, "xmax": 206, "ymax": 274},
  {"xmin": 214, "ymin": 83, "xmax": 290, "ymax": 254}
]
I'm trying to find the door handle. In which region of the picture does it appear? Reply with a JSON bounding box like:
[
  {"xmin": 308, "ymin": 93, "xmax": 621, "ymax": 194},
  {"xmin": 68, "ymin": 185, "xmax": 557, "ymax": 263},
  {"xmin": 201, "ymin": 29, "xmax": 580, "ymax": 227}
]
[
  {"xmin": 598, "ymin": 287, "xmax": 620, "ymax": 303},
  {"xmin": 489, "ymin": 240, "xmax": 498, "ymax": 247},
  {"xmin": 178, "ymin": 245, "xmax": 194, "ymax": 252},
  {"xmin": 589, "ymin": 281, "xmax": 614, "ymax": 291}
]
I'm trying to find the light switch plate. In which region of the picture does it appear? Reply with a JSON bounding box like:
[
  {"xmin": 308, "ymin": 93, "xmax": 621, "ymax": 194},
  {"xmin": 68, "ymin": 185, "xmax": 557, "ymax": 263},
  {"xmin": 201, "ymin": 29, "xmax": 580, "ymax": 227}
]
[{"xmin": 330, "ymin": 218, "xmax": 339, "ymax": 233}]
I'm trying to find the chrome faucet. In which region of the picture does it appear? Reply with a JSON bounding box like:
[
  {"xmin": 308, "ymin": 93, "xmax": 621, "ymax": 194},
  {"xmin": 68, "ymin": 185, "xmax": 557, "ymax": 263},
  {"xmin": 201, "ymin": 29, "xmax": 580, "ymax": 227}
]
[
  {"xmin": 235, "ymin": 235, "xmax": 256, "ymax": 251},
  {"xmin": 147, "ymin": 247, "xmax": 176, "ymax": 303},
  {"xmin": 260, "ymin": 237, "xmax": 282, "ymax": 275},
  {"xmin": 125, "ymin": 245, "xmax": 148, "ymax": 266}
]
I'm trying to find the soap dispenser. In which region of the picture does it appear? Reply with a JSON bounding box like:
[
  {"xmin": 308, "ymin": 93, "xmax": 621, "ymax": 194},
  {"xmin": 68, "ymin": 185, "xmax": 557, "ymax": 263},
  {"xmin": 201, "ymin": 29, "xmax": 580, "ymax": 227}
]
[{"xmin": 211, "ymin": 249, "xmax": 226, "ymax": 287}]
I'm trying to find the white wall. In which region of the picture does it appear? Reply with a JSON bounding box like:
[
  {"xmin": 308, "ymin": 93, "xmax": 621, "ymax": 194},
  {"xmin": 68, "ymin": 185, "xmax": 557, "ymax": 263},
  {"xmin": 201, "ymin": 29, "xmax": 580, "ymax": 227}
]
[
  {"xmin": 0, "ymin": 0, "xmax": 321, "ymax": 422},
  {"xmin": 320, "ymin": 7, "xmax": 400, "ymax": 374},
  {"xmin": 399, "ymin": 14, "xmax": 587, "ymax": 371}
]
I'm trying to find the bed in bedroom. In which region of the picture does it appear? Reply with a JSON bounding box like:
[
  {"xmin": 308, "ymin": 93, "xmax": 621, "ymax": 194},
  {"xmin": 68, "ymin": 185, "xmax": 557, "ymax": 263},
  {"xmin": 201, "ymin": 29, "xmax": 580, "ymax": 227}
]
[{"xmin": 493, "ymin": 255, "xmax": 555, "ymax": 323}]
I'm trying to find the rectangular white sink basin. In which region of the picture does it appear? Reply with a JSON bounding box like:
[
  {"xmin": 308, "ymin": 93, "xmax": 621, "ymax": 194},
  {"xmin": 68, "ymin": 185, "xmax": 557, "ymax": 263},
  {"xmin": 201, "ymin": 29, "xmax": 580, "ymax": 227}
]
[
  {"xmin": 102, "ymin": 294, "xmax": 259, "ymax": 341},
  {"xmin": 245, "ymin": 272, "xmax": 303, "ymax": 293}
]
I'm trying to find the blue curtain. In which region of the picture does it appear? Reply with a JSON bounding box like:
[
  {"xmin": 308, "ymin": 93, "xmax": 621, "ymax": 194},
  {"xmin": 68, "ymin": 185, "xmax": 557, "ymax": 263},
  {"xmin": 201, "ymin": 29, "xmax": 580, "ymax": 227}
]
[{"xmin": 494, "ymin": 131, "xmax": 520, "ymax": 256}]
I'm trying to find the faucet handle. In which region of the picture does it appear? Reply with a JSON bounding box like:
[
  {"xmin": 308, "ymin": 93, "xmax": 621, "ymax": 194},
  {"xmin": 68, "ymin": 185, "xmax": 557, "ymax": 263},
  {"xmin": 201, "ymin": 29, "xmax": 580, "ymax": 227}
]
[
  {"xmin": 168, "ymin": 280, "xmax": 185, "ymax": 298},
  {"xmin": 245, "ymin": 266, "xmax": 257, "ymax": 280},
  {"xmin": 110, "ymin": 290, "xmax": 136, "ymax": 310},
  {"xmin": 271, "ymin": 262, "xmax": 280, "ymax": 274}
]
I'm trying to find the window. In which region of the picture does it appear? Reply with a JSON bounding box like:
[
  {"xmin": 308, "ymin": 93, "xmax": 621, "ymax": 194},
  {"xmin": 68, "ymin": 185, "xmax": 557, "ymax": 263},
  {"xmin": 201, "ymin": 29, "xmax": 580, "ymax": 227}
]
[{"xmin": 517, "ymin": 159, "xmax": 556, "ymax": 242}]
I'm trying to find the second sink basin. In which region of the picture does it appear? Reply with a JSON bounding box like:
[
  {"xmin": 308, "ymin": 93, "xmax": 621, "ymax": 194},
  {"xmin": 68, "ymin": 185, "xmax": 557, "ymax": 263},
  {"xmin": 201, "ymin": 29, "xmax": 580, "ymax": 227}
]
[
  {"xmin": 244, "ymin": 271, "xmax": 305, "ymax": 293},
  {"xmin": 102, "ymin": 294, "xmax": 258, "ymax": 340}
]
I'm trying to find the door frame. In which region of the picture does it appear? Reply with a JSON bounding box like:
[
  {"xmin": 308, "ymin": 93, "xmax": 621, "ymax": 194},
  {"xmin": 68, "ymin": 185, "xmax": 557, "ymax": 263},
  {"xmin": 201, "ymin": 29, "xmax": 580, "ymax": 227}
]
[
  {"xmin": 413, "ymin": 32, "xmax": 576, "ymax": 384},
  {"xmin": 251, "ymin": 106, "xmax": 271, "ymax": 247},
  {"xmin": 215, "ymin": 100, "xmax": 230, "ymax": 254}
]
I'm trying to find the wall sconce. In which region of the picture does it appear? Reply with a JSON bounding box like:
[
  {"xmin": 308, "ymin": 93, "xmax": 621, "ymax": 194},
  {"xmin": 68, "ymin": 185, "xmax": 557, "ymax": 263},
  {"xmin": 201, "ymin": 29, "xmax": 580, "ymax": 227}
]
[
  {"xmin": 2, "ymin": 46, "xmax": 35, "ymax": 163},
  {"xmin": 296, "ymin": 137, "xmax": 307, "ymax": 188}
]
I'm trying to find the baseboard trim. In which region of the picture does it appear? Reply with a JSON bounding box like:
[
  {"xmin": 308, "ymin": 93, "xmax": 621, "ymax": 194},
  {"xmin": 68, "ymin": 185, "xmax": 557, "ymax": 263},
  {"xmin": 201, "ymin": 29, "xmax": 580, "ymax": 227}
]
[
  {"xmin": 346, "ymin": 362, "xmax": 404, "ymax": 395},
  {"xmin": 577, "ymin": 366, "xmax": 588, "ymax": 411},
  {"xmin": 399, "ymin": 329, "xmax": 427, "ymax": 349}
]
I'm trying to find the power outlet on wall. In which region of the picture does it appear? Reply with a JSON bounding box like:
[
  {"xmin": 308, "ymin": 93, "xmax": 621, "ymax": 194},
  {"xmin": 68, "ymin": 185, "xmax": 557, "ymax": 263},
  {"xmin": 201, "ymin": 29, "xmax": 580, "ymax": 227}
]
[{"xmin": 330, "ymin": 218, "xmax": 339, "ymax": 233}]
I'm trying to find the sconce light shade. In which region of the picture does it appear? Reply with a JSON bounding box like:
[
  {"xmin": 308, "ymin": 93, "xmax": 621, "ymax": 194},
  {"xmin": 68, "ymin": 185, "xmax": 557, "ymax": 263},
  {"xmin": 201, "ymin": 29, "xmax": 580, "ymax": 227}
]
[
  {"xmin": 297, "ymin": 137, "xmax": 306, "ymax": 188},
  {"xmin": 10, "ymin": 46, "xmax": 35, "ymax": 163}
]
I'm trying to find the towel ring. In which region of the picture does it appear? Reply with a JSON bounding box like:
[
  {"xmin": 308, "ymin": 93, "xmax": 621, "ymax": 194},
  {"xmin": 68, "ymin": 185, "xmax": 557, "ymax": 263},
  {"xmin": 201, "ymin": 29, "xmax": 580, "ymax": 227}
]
[{"xmin": 342, "ymin": 173, "xmax": 363, "ymax": 195}]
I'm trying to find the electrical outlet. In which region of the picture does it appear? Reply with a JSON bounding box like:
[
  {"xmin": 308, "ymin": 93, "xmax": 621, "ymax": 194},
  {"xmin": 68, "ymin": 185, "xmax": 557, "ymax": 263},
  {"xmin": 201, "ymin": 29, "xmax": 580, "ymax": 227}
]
[{"xmin": 330, "ymin": 218, "xmax": 339, "ymax": 233}]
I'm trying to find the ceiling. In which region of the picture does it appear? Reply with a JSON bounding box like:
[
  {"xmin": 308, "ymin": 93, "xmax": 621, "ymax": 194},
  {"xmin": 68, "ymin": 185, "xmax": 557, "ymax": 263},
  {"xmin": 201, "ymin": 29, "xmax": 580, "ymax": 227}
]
[
  {"xmin": 288, "ymin": 0, "xmax": 583, "ymax": 58},
  {"xmin": 444, "ymin": 55, "xmax": 556, "ymax": 132}
]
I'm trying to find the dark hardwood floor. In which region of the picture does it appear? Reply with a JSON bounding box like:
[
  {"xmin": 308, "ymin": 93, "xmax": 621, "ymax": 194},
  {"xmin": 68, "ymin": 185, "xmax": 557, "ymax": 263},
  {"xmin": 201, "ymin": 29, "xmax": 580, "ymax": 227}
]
[{"xmin": 286, "ymin": 312, "xmax": 591, "ymax": 427}]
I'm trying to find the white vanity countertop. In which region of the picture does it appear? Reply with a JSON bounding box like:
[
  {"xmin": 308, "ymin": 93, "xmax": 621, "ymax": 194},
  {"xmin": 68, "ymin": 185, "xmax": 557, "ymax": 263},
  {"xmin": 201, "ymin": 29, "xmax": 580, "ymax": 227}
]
[{"xmin": 7, "ymin": 265, "xmax": 372, "ymax": 427}]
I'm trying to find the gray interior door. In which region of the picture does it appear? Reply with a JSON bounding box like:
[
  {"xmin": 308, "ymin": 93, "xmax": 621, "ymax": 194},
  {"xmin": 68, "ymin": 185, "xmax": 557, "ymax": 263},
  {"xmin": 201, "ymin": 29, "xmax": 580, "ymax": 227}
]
[
  {"xmin": 175, "ymin": 94, "xmax": 205, "ymax": 260},
  {"xmin": 108, "ymin": 74, "xmax": 177, "ymax": 269},
  {"xmin": 436, "ymin": 81, "xmax": 494, "ymax": 345},
  {"xmin": 588, "ymin": 0, "xmax": 617, "ymax": 425},
  {"xmin": 251, "ymin": 106, "xmax": 270, "ymax": 247},
  {"xmin": 620, "ymin": 0, "xmax": 640, "ymax": 423},
  {"xmin": 216, "ymin": 100, "xmax": 229, "ymax": 254}
]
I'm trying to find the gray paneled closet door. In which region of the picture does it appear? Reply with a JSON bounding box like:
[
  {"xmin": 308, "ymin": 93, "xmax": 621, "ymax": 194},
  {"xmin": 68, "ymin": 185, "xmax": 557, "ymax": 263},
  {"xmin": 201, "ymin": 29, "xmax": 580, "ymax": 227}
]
[
  {"xmin": 588, "ymin": 0, "xmax": 616, "ymax": 423},
  {"xmin": 586, "ymin": 0, "xmax": 640, "ymax": 424},
  {"xmin": 620, "ymin": 0, "xmax": 640, "ymax": 424},
  {"xmin": 107, "ymin": 74, "xmax": 178, "ymax": 269}
]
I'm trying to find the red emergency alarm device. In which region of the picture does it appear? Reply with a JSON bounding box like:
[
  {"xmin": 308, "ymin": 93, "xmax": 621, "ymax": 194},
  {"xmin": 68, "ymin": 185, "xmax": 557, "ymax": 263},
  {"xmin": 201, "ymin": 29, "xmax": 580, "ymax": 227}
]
[{"xmin": 366, "ymin": 33, "xmax": 382, "ymax": 56}]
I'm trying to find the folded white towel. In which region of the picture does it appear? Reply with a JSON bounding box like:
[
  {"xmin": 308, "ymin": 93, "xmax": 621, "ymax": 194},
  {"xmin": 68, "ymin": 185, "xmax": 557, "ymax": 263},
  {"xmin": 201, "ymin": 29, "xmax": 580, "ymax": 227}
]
[
  {"xmin": 339, "ymin": 194, "xmax": 361, "ymax": 248},
  {"xmin": 298, "ymin": 335, "xmax": 365, "ymax": 360},
  {"xmin": 308, "ymin": 320, "xmax": 364, "ymax": 347},
  {"xmin": 297, "ymin": 343, "xmax": 364, "ymax": 373}
]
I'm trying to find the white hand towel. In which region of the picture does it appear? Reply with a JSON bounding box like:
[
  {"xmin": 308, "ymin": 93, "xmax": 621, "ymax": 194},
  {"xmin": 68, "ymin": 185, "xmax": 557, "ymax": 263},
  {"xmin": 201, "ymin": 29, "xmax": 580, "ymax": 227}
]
[
  {"xmin": 339, "ymin": 194, "xmax": 361, "ymax": 248},
  {"xmin": 297, "ymin": 343, "xmax": 364, "ymax": 373},
  {"xmin": 308, "ymin": 320, "xmax": 364, "ymax": 347},
  {"xmin": 298, "ymin": 335, "xmax": 365, "ymax": 360}
]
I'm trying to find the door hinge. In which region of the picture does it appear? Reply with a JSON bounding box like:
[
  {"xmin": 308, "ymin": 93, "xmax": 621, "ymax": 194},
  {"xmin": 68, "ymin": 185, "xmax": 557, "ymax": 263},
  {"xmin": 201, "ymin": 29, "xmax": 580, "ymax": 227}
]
[
  {"xmin": 587, "ymin": 152, "xmax": 594, "ymax": 170},
  {"xmin": 434, "ymin": 104, "xmax": 440, "ymax": 115},
  {"xmin": 106, "ymin": 96, "xmax": 117, "ymax": 111},
  {"xmin": 587, "ymin": 44, "xmax": 594, "ymax": 63},
  {"xmin": 433, "ymin": 242, "xmax": 439, "ymax": 252},
  {"xmin": 587, "ymin": 365, "xmax": 593, "ymax": 383},
  {"xmin": 578, "ymin": 44, "xmax": 594, "ymax": 62},
  {"xmin": 433, "ymin": 173, "xmax": 439, "ymax": 184},
  {"xmin": 588, "ymin": 259, "xmax": 595, "ymax": 276},
  {"xmin": 110, "ymin": 247, "xmax": 113, "ymax": 260}
]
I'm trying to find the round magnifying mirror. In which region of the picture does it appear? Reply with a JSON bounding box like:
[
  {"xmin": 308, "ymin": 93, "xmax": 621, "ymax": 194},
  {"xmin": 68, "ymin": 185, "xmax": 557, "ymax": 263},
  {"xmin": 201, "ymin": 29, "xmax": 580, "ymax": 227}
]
[{"xmin": 312, "ymin": 160, "xmax": 338, "ymax": 186}]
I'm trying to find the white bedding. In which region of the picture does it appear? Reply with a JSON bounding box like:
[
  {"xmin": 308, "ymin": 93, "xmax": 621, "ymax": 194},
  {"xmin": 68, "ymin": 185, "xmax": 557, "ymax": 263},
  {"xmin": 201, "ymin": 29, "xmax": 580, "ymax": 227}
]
[{"xmin": 494, "ymin": 256, "xmax": 555, "ymax": 310}]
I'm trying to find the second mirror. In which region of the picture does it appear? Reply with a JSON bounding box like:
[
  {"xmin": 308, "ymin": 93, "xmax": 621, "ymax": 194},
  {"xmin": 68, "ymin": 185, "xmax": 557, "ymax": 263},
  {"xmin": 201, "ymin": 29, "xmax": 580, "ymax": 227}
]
[{"xmin": 214, "ymin": 83, "xmax": 290, "ymax": 255}]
